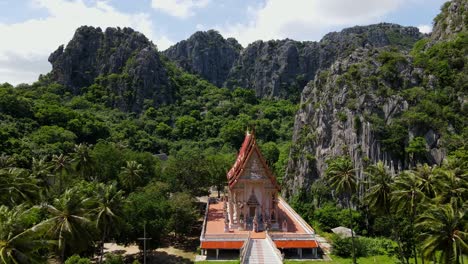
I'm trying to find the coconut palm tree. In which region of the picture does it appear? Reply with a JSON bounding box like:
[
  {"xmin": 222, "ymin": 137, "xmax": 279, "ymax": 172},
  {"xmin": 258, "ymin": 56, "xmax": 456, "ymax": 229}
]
[
  {"xmin": 416, "ymin": 203, "xmax": 467, "ymax": 263},
  {"xmin": 51, "ymin": 154, "xmax": 73, "ymax": 193},
  {"xmin": 392, "ymin": 171, "xmax": 424, "ymax": 264},
  {"xmin": 325, "ymin": 156, "xmax": 358, "ymax": 264},
  {"xmin": 31, "ymin": 157, "xmax": 54, "ymax": 189},
  {"xmin": 34, "ymin": 189, "xmax": 93, "ymax": 262},
  {"xmin": 434, "ymin": 167, "xmax": 467, "ymax": 211},
  {"xmin": 0, "ymin": 205, "xmax": 53, "ymax": 264},
  {"xmin": 92, "ymin": 183, "xmax": 124, "ymax": 264},
  {"xmin": 413, "ymin": 163, "xmax": 439, "ymax": 199},
  {"xmin": 365, "ymin": 161, "xmax": 393, "ymax": 213},
  {"xmin": 0, "ymin": 168, "xmax": 39, "ymax": 206},
  {"xmin": 72, "ymin": 144, "xmax": 95, "ymax": 181},
  {"xmin": 119, "ymin": 161, "xmax": 143, "ymax": 191}
]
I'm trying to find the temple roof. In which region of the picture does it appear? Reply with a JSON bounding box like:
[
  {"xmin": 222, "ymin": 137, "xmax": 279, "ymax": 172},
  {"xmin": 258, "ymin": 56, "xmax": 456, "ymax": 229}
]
[{"xmin": 226, "ymin": 131, "xmax": 280, "ymax": 190}]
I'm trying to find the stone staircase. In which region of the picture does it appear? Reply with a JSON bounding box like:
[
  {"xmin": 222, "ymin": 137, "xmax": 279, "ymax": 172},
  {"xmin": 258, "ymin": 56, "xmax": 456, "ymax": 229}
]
[{"xmin": 244, "ymin": 239, "xmax": 282, "ymax": 264}]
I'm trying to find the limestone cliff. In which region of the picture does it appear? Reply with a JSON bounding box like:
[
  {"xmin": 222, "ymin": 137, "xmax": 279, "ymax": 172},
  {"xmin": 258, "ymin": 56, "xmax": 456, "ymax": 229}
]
[
  {"xmin": 48, "ymin": 26, "xmax": 173, "ymax": 112},
  {"xmin": 282, "ymin": 1, "xmax": 468, "ymax": 198},
  {"xmin": 163, "ymin": 30, "xmax": 242, "ymax": 87},
  {"xmin": 431, "ymin": 0, "xmax": 468, "ymax": 41},
  {"xmin": 164, "ymin": 24, "xmax": 422, "ymax": 100}
]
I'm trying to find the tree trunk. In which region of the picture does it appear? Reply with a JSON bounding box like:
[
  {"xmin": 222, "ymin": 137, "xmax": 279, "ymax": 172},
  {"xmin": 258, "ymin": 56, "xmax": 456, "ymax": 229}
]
[
  {"xmin": 347, "ymin": 199, "xmax": 357, "ymax": 264},
  {"xmin": 99, "ymin": 225, "xmax": 107, "ymax": 264}
]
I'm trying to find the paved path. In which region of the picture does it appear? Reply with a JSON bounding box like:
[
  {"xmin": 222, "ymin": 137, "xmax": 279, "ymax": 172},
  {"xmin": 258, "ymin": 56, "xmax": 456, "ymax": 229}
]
[{"xmin": 244, "ymin": 239, "xmax": 282, "ymax": 264}]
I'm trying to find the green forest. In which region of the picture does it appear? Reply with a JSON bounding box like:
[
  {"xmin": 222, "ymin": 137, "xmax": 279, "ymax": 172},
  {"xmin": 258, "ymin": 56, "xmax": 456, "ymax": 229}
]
[
  {"xmin": 0, "ymin": 55, "xmax": 296, "ymax": 263},
  {"xmin": 0, "ymin": 2, "xmax": 467, "ymax": 264}
]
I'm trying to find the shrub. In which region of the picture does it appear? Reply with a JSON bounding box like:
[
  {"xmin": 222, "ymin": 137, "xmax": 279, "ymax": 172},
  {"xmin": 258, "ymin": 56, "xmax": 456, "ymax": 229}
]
[
  {"xmin": 332, "ymin": 236, "xmax": 396, "ymax": 258},
  {"xmin": 65, "ymin": 255, "xmax": 92, "ymax": 264}
]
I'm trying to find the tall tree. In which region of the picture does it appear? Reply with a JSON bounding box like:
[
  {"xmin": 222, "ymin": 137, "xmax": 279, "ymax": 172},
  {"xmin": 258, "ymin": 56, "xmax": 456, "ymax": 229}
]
[
  {"xmin": 34, "ymin": 189, "xmax": 93, "ymax": 263},
  {"xmin": 72, "ymin": 144, "xmax": 95, "ymax": 181},
  {"xmin": 206, "ymin": 154, "xmax": 231, "ymax": 198},
  {"xmin": 0, "ymin": 205, "xmax": 53, "ymax": 264},
  {"xmin": 365, "ymin": 162, "xmax": 407, "ymax": 262},
  {"xmin": 392, "ymin": 171, "xmax": 424, "ymax": 264},
  {"xmin": 31, "ymin": 157, "xmax": 54, "ymax": 190},
  {"xmin": 325, "ymin": 156, "xmax": 358, "ymax": 264},
  {"xmin": 0, "ymin": 168, "xmax": 39, "ymax": 206},
  {"xmin": 51, "ymin": 154, "xmax": 73, "ymax": 193},
  {"xmin": 413, "ymin": 163, "xmax": 438, "ymax": 199},
  {"xmin": 416, "ymin": 203, "xmax": 467, "ymax": 263},
  {"xmin": 92, "ymin": 183, "xmax": 124, "ymax": 264},
  {"xmin": 119, "ymin": 161, "xmax": 143, "ymax": 191}
]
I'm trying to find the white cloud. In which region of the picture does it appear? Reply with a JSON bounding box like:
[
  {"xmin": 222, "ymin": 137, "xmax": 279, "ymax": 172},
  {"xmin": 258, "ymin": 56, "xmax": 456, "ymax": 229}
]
[
  {"xmin": 0, "ymin": 0, "xmax": 173, "ymax": 85},
  {"xmin": 418, "ymin": 24, "xmax": 432, "ymax": 34},
  {"xmin": 151, "ymin": 0, "xmax": 210, "ymax": 19},
  {"xmin": 218, "ymin": 0, "xmax": 405, "ymax": 46}
]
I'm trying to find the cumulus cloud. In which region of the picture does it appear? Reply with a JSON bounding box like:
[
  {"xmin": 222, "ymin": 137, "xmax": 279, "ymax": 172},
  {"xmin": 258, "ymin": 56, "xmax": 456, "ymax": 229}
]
[
  {"xmin": 151, "ymin": 0, "xmax": 210, "ymax": 19},
  {"xmin": 418, "ymin": 24, "xmax": 432, "ymax": 34},
  {"xmin": 0, "ymin": 0, "xmax": 173, "ymax": 85},
  {"xmin": 218, "ymin": 0, "xmax": 405, "ymax": 46}
]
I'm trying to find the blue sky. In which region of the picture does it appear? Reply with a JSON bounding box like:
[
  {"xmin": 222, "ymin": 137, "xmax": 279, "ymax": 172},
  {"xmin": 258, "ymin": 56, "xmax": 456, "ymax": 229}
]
[{"xmin": 0, "ymin": 0, "xmax": 447, "ymax": 84}]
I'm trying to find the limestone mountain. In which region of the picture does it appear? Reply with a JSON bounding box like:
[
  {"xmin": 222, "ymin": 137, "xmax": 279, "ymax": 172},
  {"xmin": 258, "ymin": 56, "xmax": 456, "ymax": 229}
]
[
  {"xmin": 282, "ymin": 0, "xmax": 467, "ymax": 198},
  {"xmin": 48, "ymin": 26, "xmax": 173, "ymax": 112},
  {"xmin": 431, "ymin": 0, "xmax": 468, "ymax": 41},
  {"xmin": 163, "ymin": 30, "xmax": 242, "ymax": 87},
  {"xmin": 166, "ymin": 24, "xmax": 422, "ymax": 100}
]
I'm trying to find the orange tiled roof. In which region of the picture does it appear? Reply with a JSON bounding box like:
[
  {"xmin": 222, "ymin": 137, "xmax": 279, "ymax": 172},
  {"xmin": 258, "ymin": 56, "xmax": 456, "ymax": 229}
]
[
  {"xmin": 200, "ymin": 241, "xmax": 244, "ymax": 249},
  {"xmin": 226, "ymin": 132, "xmax": 280, "ymax": 190},
  {"xmin": 274, "ymin": 240, "xmax": 319, "ymax": 248}
]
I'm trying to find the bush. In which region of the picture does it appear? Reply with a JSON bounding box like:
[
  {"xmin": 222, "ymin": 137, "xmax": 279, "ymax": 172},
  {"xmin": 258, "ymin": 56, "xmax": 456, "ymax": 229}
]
[
  {"xmin": 103, "ymin": 253, "xmax": 124, "ymax": 264},
  {"xmin": 332, "ymin": 236, "xmax": 396, "ymax": 258},
  {"xmin": 65, "ymin": 255, "xmax": 92, "ymax": 264}
]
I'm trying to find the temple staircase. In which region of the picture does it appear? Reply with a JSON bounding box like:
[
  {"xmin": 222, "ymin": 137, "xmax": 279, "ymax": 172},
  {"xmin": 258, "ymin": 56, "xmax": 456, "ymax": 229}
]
[{"xmin": 243, "ymin": 239, "xmax": 282, "ymax": 264}]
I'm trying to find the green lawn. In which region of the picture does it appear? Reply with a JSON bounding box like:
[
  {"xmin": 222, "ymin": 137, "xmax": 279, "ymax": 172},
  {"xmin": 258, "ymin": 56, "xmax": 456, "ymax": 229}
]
[
  {"xmin": 285, "ymin": 255, "xmax": 397, "ymax": 264},
  {"xmin": 196, "ymin": 261, "xmax": 239, "ymax": 264}
]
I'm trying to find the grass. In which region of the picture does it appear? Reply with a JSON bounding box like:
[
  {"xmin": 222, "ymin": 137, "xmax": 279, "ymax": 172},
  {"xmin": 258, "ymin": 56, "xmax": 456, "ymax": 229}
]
[
  {"xmin": 284, "ymin": 255, "xmax": 397, "ymax": 264},
  {"xmin": 196, "ymin": 261, "xmax": 239, "ymax": 264}
]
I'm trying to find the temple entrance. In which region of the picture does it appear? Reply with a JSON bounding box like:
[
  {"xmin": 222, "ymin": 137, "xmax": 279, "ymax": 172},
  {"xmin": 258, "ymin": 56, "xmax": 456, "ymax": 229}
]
[{"xmin": 249, "ymin": 206, "xmax": 256, "ymax": 218}]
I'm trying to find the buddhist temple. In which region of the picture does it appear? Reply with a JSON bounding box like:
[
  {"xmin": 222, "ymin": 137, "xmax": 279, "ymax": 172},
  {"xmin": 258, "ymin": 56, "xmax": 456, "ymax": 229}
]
[{"xmin": 199, "ymin": 131, "xmax": 320, "ymax": 262}]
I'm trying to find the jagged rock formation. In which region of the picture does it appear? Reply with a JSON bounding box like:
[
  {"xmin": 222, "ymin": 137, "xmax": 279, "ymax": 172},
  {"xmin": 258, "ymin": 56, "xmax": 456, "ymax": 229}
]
[
  {"xmin": 282, "ymin": 48, "xmax": 418, "ymax": 197},
  {"xmin": 48, "ymin": 26, "xmax": 173, "ymax": 112},
  {"xmin": 163, "ymin": 30, "xmax": 242, "ymax": 87},
  {"xmin": 166, "ymin": 24, "xmax": 422, "ymax": 99},
  {"xmin": 282, "ymin": 2, "xmax": 467, "ymax": 198},
  {"xmin": 431, "ymin": 0, "xmax": 468, "ymax": 41}
]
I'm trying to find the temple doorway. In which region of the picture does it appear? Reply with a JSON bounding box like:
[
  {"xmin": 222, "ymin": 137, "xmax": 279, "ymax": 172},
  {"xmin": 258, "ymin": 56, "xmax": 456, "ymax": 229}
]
[{"xmin": 249, "ymin": 206, "xmax": 256, "ymax": 218}]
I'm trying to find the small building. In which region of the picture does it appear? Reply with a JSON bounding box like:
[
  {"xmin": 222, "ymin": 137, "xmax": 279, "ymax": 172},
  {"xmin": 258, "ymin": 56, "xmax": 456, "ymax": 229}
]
[{"xmin": 199, "ymin": 131, "xmax": 319, "ymax": 261}]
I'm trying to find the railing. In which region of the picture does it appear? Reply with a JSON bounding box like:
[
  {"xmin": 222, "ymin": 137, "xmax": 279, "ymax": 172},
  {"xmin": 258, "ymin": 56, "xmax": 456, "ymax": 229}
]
[
  {"xmin": 266, "ymin": 231, "xmax": 284, "ymax": 262},
  {"xmin": 269, "ymin": 233, "xmax": 316, "ymax": 240},
  {"xmin": 203, "ymin": 233, "xmax": 249, "ymax": 241},
  {"xmin": 278, "ymin": 196, "xmax": 316, "ymax": 235},
  {"xmin": 199, "ymin": 199, "xmax": 211, "ymax": 241},
  {"xmin": 239, "ymin": 232, "xmax": 252, "ymax": 264}
]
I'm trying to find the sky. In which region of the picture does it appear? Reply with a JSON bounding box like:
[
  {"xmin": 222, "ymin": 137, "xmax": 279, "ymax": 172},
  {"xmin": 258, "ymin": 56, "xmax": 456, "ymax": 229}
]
[{"xmin": 0, "ymin": 0, "xmax": 447, "ymax": 85}]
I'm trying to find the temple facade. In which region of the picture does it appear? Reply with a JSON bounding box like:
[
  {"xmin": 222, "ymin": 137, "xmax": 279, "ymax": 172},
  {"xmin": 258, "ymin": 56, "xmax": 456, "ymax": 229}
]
[
  {"xmin": 199, "ymin": 132, "xmax": 319, "ymax": 261},
  {"xmin": 226, "ymin": 131, "xmax": 281, "ymax": 232}
]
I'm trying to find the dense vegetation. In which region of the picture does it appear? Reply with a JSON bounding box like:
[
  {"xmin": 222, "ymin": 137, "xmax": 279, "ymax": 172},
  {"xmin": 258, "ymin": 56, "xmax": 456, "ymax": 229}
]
[
  {"xmin": 0, "ymin": 53, "xmax": 296, "ymax": 262},
  {"xmin": 1, "ymin": 2, "xmax": 467, "ymax": 263},
  {"xmin": 290, "ymin": 31, "xmax": 468, "ymax": 264}
]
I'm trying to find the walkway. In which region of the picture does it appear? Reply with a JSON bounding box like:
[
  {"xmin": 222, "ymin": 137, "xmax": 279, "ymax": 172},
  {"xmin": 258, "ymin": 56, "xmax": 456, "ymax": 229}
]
[{"xmin": 244, "ymin": 239, "xmax": 282, "ymax": 264}]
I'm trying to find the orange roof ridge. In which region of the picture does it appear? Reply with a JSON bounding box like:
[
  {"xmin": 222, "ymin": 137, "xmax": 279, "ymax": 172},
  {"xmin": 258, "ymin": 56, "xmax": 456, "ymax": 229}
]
[{"xmin": 226, "ymin": 132, "xmax": 280, "ymax": 190}]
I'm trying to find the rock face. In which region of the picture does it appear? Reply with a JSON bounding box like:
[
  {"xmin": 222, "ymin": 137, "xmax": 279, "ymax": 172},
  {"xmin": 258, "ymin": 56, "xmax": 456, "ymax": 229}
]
[
  {"xmin": 281, "ymin": 45, "xmax": 449, "ymax": 198},
  {"xmin": 163, "ymin": 30, "xmax": 242, "ymax": 87},
  {"xmin": 227, "ymin": 23, "xmax": 422, "ymax": 99},
  {"xmin": 48, "ymin": 26, "xmax": 172, "ymax": 112},
  {"xmin": 282, "ymin": 0, "xmax": 468, "ymax": 198},
  {"xmin": 165, "ymin": 24, "xmax": 422, "ymax": 99},
  {"xmin": 431, "ymin": 0, "xmax": 468, "ymax": 41}
]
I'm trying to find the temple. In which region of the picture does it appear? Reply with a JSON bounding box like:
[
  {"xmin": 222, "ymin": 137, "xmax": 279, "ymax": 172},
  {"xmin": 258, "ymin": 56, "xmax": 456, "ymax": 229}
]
[{"xmin": 199, "ymin": 131, "xmax": 320, "ymax": 262}]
